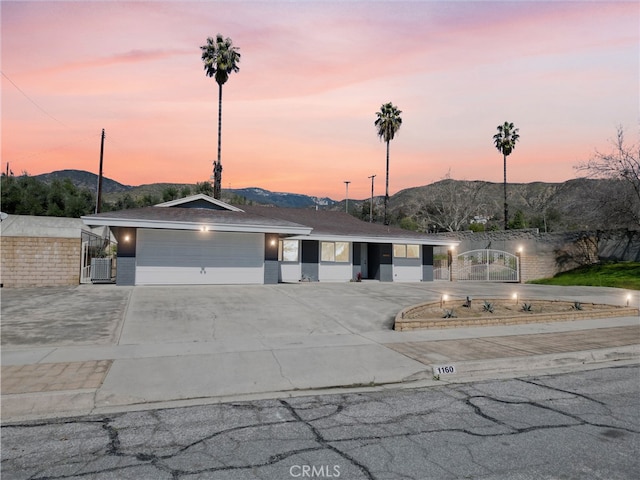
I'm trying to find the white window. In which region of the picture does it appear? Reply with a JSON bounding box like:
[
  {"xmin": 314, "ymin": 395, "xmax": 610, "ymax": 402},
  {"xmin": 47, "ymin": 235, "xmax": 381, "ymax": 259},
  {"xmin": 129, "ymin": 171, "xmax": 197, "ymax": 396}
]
[
  {"xmin": 407, "ymin": 244, "xmax": 420, "ymax": 259},
  {"xmin": 321, "ymin": 241, "xmax": 350, "ymax": 263},
  {"xmin": 394, "ymin": 244, "xmax": 420, "ymax": 259},
  {"xmin": 321, "ymin": 242, "xmax": 335, "ymax": 262},
  {"xmin": 279, "ymin": 240, "xmax": 299, "ymax": 262},
  {"xmin": 393, "ymin": 244, "xmax": 406, "ymax": 258},
  {"xmin": 335, "ymin": 242, "xmax": 349, "ymax": 262}
]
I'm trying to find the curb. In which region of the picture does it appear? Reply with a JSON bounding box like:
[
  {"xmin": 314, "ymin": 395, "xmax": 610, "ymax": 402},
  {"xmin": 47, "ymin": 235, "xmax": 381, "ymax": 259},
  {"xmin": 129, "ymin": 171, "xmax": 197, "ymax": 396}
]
[{"xmin": 2, "ymin": 345, "xmax": 637, "ymax": 424}]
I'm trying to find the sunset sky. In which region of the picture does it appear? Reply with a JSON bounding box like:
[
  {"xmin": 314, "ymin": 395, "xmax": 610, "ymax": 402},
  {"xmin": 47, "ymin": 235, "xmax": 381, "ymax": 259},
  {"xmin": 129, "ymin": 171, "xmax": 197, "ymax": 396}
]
[{"xmin": 2, "ymin": 0, "xmax": 638, "ymax": 200}]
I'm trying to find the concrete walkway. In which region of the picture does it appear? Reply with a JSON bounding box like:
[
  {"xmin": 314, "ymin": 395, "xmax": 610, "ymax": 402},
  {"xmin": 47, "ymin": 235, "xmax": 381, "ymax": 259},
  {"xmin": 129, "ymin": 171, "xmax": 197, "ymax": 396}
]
[{"xmin": 1, "ymin": 282, "xmax": 638, "ymax": 422}]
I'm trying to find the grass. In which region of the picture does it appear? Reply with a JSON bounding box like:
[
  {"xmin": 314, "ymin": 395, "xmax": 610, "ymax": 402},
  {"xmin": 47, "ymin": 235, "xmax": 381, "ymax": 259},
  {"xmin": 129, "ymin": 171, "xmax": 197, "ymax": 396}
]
[{"xmin": 529, "ymin": 262, "xmax": 640, "ymax": 290}]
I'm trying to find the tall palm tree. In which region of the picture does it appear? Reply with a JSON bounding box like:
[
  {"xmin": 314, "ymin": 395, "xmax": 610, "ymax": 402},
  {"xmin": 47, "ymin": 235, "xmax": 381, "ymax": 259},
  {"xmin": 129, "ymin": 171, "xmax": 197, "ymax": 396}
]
[
  {"xmin": 201, "ymin": 34, "xmax": 241, "ymax": 199},
  {"xmin": 493, "ymin": 121, "xmax": 520, "ymax": 230},
  {"xmin": 374, "ymin": 102, "xmax": 402, "ymax": 225}
]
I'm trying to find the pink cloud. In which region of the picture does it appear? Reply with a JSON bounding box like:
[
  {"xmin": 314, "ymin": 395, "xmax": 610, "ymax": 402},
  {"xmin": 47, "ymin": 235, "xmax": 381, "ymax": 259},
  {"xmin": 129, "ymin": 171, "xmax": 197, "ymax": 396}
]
[
  {"xmin": 39, "ymin": 49, "xmax": 192, "ymax": 76},
  {"xmin": 2, "ymin": 1, "xmax": 637, "ymax": 200}
]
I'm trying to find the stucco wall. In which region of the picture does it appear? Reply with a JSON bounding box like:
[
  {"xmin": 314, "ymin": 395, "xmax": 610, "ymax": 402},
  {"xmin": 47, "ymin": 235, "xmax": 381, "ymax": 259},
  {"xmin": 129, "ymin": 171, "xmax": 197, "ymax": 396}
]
[{"xmin": 0, "ymin": 236, "xmax": 81, "ymax": 287}]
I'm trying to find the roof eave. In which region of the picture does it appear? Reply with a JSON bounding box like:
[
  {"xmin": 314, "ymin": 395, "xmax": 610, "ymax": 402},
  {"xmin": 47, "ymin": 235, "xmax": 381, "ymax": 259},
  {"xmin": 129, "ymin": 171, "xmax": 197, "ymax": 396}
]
[
  {"xmin": 287, "ymin": 233, "xmax": 458, "ymax": 246},
  {"xmin": 81, "ymin": 216, "xmax": 312, "ymax": 235}
]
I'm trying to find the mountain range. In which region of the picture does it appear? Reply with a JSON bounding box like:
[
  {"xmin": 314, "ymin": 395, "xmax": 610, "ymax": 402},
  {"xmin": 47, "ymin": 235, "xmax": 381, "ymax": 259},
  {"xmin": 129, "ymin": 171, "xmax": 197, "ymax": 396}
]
[
  {"xmin": 34, "ymin": 169, "xmax": 635, "ymax": 231},
  {"xmin": 35, "ymin": 170, "xmax": 336, "ymax": 209}
]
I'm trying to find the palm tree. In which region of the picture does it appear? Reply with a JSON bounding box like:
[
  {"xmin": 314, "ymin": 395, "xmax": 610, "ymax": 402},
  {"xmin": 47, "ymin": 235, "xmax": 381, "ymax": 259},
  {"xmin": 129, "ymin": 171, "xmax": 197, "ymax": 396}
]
[
  {"xmin": 201, "ymin": 34, "xmax": 241, "ymax": 199},
  {"xmin": 493, "ymin": 121, "xmax": 520, "ymax": 230},
  {"xmin": 374, "ymin": 102, "xmax": 402, "ymax": 225}
]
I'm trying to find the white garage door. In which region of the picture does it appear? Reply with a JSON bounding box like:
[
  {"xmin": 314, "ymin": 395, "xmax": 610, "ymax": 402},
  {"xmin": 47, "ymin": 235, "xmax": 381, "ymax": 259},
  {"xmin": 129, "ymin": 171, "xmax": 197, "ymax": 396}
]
[{"xmin": 136, "ymin": 229, "xmax": 264, "ymax": 285}]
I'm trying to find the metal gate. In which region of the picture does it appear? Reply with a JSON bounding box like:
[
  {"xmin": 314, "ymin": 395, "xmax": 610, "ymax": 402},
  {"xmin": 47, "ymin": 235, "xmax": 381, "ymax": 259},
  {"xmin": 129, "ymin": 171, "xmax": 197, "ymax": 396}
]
[
  {"xmin": 456, "ymin": 249, "xmax": 519, "ymax": 282},
  {"xmin": 80, "ymin": 230, "xmax": 115, "ymax": 284}
]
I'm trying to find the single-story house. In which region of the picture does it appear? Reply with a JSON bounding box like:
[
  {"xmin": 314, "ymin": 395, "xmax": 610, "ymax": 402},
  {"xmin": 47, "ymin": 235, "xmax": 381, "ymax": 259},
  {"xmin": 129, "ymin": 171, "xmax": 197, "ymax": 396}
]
[{"xmin": 81, "ymin": 194, "xmax": 456, "ymax": 286}]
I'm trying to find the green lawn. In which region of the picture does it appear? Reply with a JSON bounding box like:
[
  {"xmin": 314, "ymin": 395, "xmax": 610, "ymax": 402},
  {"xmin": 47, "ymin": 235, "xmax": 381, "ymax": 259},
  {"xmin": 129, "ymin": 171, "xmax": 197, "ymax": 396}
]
[{"xmin": 529, "ymin": 262, "xmax": 640, "ymax": 290}]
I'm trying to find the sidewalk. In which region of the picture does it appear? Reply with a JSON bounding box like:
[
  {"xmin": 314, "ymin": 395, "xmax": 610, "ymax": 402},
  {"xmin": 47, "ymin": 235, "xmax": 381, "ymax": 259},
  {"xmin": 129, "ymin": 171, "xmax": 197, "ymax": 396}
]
[{"xmin": 2, "ymin": 283, "xmax": 638, "ymax": 423}]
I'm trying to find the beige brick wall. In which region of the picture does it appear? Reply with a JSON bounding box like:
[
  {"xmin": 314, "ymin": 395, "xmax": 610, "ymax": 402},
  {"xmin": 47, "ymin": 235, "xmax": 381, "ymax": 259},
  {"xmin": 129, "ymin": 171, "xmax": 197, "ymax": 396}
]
[
  {"xmin": 519, "ymin": 252, "xmax": 558, "ymax": 283},
  {"xmin": 0, "ymin": 236, "xmax": 81, "ymax": 287}
]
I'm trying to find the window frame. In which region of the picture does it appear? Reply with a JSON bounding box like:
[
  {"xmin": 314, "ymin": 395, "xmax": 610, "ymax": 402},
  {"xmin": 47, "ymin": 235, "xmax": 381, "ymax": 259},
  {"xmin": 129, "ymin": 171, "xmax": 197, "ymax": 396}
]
[
  {"xmin": 278, "ymin": 239, "xmax": 299, "ymax": 262},
  {"xmin": 321, "ymin": 241, "xmax": 350, "ymax": 263},
  {"xmin": 394, "ymin": 243, "xmax": 420, "ymax": 259}
]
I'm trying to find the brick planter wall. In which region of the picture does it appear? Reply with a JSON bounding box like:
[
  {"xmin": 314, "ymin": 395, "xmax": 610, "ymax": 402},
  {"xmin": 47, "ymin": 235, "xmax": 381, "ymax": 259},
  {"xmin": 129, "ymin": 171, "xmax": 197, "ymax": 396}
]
[{"xmin": 0, "ymin": 236, "xmax": 81, "ymax": 287}]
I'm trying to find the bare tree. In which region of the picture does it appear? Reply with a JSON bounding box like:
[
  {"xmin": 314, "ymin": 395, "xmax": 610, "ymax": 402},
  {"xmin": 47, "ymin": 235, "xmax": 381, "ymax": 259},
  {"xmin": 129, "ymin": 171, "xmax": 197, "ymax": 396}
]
[
  {"xmin": 575, "ymin": 127, "xmax": 640, "ymax": 228},
  {"xmin": 514, "ymin": 183, "xmax": 559, "ymax": 232},
  {"xmin": 417, "ymin": 173, "xmax": 487, "ymax": 232}
]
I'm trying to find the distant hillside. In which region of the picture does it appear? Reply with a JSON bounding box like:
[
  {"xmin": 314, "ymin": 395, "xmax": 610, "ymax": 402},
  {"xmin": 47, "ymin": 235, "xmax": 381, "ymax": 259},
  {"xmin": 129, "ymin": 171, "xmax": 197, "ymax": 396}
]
[
  {"xmin": 31, "ymin": 169, "xmax": 636, "ymax": 231},
  {"xmin": 335, "ymin": 177, "xmax": 635, "ymax": 231},
  {"xmin": 34, "ymin": 170, "xmax": 337, "ymax": 209},
  {"xmin": 35, "ymin": 169, "xmax": 132, "ymax": 194},
  {"xmin": 231, "ymin": 187, "xmax": 335, "ymax": 208}
]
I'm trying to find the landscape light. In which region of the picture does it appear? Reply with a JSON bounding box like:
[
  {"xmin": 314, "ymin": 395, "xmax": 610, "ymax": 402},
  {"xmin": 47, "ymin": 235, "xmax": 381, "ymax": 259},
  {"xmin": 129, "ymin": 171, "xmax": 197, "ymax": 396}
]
[
  {"xmin": 513, "ymin": 293, "xmax": 518, "ymax": 304},
  {"xmin": 441, "ymin": 294, "xmax": 449, "ymax": 308},
  {"xmin": 627, "ymin": 294, "xmax": 632, "ymax": 307}
]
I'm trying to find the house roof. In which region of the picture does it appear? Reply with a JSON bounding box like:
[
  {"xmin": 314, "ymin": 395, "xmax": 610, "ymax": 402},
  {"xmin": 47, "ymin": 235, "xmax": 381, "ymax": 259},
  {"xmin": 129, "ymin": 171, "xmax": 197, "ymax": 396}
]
[
  {"xmin": 82, "ymin": 206, "xmax": 312, "ymax": 235},
  {"xmin": 242, "ymin": 206, "xmax": 454, "ymax": 246},
  {"xmin": 81, "ymin": 194, "xmax": 456, "ymax": 246}
]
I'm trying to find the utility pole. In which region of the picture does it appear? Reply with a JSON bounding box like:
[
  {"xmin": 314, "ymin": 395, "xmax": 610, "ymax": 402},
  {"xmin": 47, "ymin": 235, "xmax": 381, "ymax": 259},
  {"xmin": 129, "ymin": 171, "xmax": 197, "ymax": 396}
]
[
  {"xmin": 368, "ymin": 174, "xmax": 376, "ymax": 222},
  {"xmin": 95, "ymin": 129, "xmax": 105, "ymax": 214},
  {"xmin": 344, "ymin": 181, "xmax": 351, "ymax": 213}
]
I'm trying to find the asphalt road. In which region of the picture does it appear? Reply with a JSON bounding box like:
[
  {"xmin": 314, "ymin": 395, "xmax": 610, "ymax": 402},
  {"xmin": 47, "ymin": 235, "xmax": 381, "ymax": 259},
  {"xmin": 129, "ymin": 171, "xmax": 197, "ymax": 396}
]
[{"xmin": 2, "ymin": 364, "xmax": 638, "ymax": 480}]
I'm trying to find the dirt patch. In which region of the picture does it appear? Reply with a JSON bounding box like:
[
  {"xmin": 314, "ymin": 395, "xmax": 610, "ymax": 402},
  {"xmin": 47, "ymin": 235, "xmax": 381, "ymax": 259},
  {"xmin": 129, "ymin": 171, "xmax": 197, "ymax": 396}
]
[{"xmin": 395, "ymin": 299, "xmax": 638, "ymax": 331}]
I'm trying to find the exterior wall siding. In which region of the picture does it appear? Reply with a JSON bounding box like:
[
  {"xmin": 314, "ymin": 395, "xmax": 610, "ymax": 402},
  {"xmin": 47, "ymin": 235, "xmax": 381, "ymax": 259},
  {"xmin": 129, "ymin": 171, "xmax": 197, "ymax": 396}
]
[
  {"xmin": 264, "ymin": 260, "xmax": 279, "ymax": 284},
  {"xmin": 116, "ymin": 257, "xmax": 136, "ymax": 286},
  {"xmin": 0, "ymin": 236, "xmax": 80, "ymax": 287},
  {"xmin": 422, "ymin": 245, "xmax": 434, "ymax": 282},
  {"xmin": 422, "ymin": 265, "xmax": 434, "ymax": 281},
  {"xmin": 279, "ymin": 263, "xmax": 301, "ymax": 282},
  {"xmin": 379, "ymin": 244, "xmax": 393, "ymax": 282},
  {"xmin": 379, "ymin": 264, "xmax": 393, "ymax": 282},
  {"xmin": 393, "ymin": 257, "xmax": 422, "ymax": 282}
]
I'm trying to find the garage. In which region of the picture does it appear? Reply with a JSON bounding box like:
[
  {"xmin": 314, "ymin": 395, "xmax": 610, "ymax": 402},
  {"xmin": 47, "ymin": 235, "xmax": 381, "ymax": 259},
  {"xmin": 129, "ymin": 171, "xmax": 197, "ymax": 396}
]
[{"xmin": 136, "ymin": 229, "xmax": 264, "ymax": 285}]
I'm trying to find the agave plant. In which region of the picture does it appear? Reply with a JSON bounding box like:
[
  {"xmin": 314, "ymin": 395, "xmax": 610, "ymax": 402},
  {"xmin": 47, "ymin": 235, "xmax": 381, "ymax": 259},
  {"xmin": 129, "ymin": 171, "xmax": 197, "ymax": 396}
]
[
  {"xmin": 483, "ymin": 301, "xmax": 494, "ymax": 313},
  {"xmin": 572, "ymin": 301, "xmax": 583, "ymax": 311},
  {"xmin": 442, "ymin": 309, "xmax": 457, "ymax": 318},
  {"xmin": 522, "ymin": 302, "xmax": 533, "ymax": 312}
]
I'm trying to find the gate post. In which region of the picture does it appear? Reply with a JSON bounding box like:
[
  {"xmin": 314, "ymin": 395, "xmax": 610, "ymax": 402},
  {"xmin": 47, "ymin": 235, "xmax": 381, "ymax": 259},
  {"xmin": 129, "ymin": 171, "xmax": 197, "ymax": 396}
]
[
  {"xmin": 516, "ymin": 247, "xmax": 522, "ymax": 283},
  {"xmin": 486, "ymin": 249, "xmax": 490, "ymax": 281},
  {"xmin": 448, "ymin": 247, "xmax": 456, "ymax": 282}
]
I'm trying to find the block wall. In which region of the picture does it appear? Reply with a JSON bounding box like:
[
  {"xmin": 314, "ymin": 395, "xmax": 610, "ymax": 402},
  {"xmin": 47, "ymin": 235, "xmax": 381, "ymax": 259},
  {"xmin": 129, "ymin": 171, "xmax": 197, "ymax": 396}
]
[
  {"xmin": 0, "ymin": 236, "xmax": 81, "ymax": 287},
  {"xmin": 434, "ymin": 229, "xmax": 634, "ymax": 282}
]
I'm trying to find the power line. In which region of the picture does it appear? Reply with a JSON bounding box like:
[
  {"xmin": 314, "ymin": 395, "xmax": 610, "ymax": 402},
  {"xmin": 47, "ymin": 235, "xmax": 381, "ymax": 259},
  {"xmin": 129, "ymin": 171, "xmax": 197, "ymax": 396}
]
[{"xmin": 1, "ymin": 71, "xmax": 68, "ymax": 128}]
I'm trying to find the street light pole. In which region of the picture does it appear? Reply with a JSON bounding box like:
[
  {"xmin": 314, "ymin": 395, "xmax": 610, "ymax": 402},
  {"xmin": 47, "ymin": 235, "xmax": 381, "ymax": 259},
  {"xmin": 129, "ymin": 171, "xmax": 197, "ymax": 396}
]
[
  {"xmin": 368, "ymin": 175, "xmax": 376, "ymax": 222},
  {"xmin": 344, "ymin": 181, "xmax": 351, "ymax": 213}
]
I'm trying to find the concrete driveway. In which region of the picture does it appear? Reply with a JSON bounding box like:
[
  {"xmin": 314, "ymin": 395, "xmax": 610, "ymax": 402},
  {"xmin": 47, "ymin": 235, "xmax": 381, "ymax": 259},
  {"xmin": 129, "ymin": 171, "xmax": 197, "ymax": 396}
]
[
  {"xmin": 1, "ymin": 281, "xmax": 637, "ymax": 421},
  {"xmin": 2, "ymin": 281, "xmax": 635, "ymax": 348}
]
